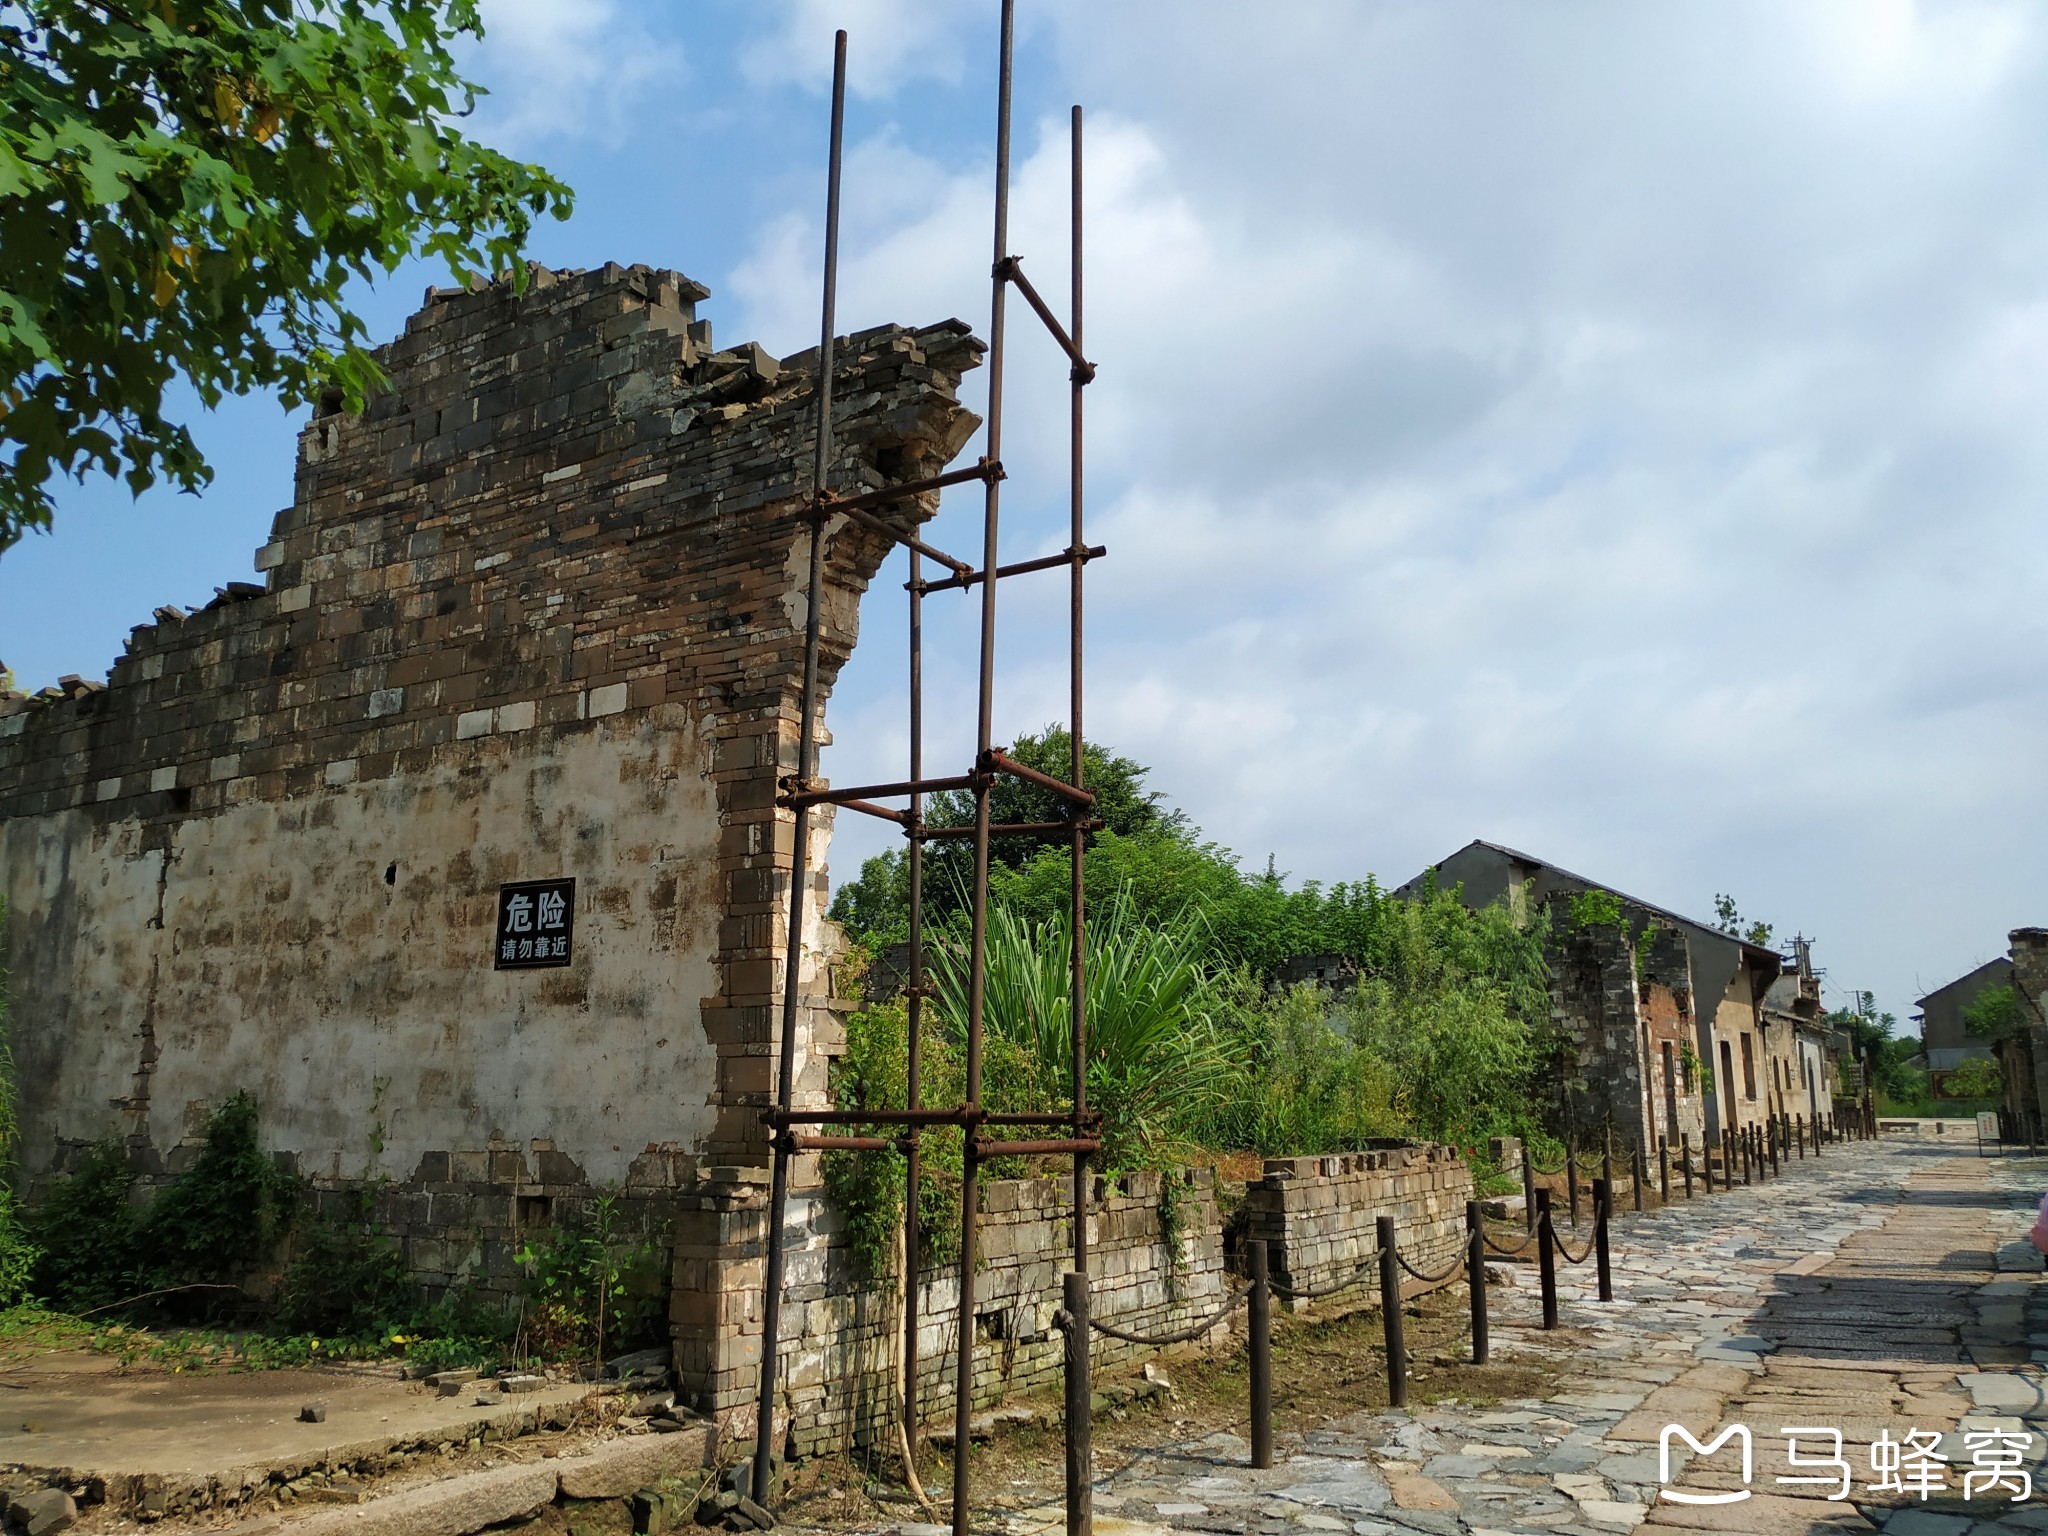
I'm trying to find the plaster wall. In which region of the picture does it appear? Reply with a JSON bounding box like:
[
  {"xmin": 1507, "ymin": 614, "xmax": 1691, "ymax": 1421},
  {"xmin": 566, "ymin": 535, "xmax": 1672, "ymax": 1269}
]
[{"xmin": 2, "ymin": 710, "xmax": 723, "ymax": 1186}]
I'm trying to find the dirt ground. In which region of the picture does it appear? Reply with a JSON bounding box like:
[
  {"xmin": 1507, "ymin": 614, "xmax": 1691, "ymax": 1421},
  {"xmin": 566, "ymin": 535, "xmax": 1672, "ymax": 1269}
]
[{"xmin": 773, "ymin": 1276, "xmax": 1565, "ymax": 1531}]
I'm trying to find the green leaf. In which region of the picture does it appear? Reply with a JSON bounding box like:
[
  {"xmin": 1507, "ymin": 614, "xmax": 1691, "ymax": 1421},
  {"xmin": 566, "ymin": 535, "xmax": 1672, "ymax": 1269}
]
[{"xmin": 0, "ymin": 0, "xmax": 574, "ymax": 547}]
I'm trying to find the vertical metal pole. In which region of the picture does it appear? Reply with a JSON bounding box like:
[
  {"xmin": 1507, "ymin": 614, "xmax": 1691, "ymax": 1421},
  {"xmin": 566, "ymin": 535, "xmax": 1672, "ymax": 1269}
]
[
  {"xmin": 1247, "ymin": 1240, "xmax": 1272, "ymax": 1469},
  {"xmin": 754, "ymin": 30, "xmax": 846, "ymax": 1508},
  {"xmin": 1681, "ymin": 1133, "xmax": 1692, "ymax": 1199},
  {"xmin": 1062, "ymin": 1271, "xmax": 1091, "ymax": 1536},
  {"xmin": 1658, "ymin": 1136, "xmax": 1670, "ymax": 1203},
  {"xmin": 1376, "ymin": 1215, "xmax": 1407, "ymax": 1408},
  {"xmin": 1631, "ymin": 1142, "xmax": 1643, "ymax": 1213},
  {"xmin": 1601, "ymin": 1127, "xmax": 1613, "ymax": 1204},
  {"xmin": 1566, "ymin": 1134, "xmax": 1579, "ymax": 1228},
  {"xmin": 902, "ymin": 553, "xmax": 926, "ymax": 1458},
  {"xmin": 1465, "ymin": 1201, "xmax": 1488, "ymax": 1366},
  {"xmin": 955, "ymin": 8, "xmax": 1015, "ymax": 1531},
  {"xmin": 1536, "ymin": 1190, "xmax": 1558, "ymax": 1330},
  {"xmin": 1592, "ymin": 1178, "xmax": 1612, "ymax": 1302},
  {"xmin": 1769, "ymin": 1119, "xmax": 1780, "ymax": 1177},
  {"xmin": 1795, "ymin": 1113, "xmax": 1804, "ymax": 1159},
  {"xmin": 1521, "ymin": 1147, "xmax": 1537, "ymax": 1233},
  {"xmin": 1063, "ymin": 100, "xmax": 1092, "ymax": 1536}
]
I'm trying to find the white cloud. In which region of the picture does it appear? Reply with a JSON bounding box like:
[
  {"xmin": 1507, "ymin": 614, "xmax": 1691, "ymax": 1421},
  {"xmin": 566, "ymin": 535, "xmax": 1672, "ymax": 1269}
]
[
  {"xmin": 469, "ymin": 0, "xmax": 686, "ymax": 149},
  {"xmin": 738, "ymin": 0, "xmax": 980, "ymax": 99},
  {"xmin": 781, "ymin": 2, "xmax": 2048, "ymax": 1021}
]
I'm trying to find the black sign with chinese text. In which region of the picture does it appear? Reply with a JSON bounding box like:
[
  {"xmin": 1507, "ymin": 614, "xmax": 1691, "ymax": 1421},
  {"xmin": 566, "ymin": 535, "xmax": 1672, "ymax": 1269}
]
[{"xmin": 495, "ymin": 878, "xmax": 575, "ymax": 970}]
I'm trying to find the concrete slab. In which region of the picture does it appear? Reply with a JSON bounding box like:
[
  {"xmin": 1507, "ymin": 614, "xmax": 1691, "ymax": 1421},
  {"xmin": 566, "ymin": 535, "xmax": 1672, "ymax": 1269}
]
[
  {"xmin": 1, "ymin": 1353, "xmax": 592, "ymax": 1511},
  {"xmin": 227, "ymin": 1463, "xmax": 561, "ymax": 1536}
]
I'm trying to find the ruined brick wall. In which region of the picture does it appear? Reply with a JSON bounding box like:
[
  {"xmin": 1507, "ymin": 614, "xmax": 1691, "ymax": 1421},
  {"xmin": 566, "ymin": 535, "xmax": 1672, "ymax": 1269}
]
[
  {"xmin": 716, "ymin": 1148, "xmax": 1468, "ymax": 1456},
  {"xmin": 1543, "ymin": 897, "xmax": 1654, "ymax": 1151},
  {"xmin": 2007, "ymin": 929, "xmax": 2048, "ymax": 1131},
  {"xmin": 765, "ymin": 1169, "xmax": 1227, "ymax": 1457},
  {"xmin": 1237, "ymin": 1144, "xmax": 1472, "ymax": 1311},
  {"xmin": 0, "ymin": 266, "xmax": 980, "ymax": 1305},
  {"xmin": 1638, "ymin": 924, "xmax": 1706, "ymax": 1151}
]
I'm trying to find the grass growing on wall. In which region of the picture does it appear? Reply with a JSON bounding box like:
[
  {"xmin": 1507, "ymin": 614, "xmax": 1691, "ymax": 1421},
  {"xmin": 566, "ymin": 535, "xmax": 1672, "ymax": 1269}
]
[
  {"xmin": 0, "ymin": 897, "xmax": 38, "ymax": 1305},
  {"xmin": 7, "ymin": 1086, "xmax": 663, "ymax": 1375}
]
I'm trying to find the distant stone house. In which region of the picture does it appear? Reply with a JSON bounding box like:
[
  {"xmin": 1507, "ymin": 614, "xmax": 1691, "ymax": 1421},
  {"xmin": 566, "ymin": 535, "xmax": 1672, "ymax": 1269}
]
[
  {"xmin": 1762, "ymin": 938, "xmax": 1837, "ymax": 1127},
  {"xmin": 1399, "ymin": 840, "xmax": 1785, "ymax": 1155},
  {"xmin": 1986, "ymin": 931, "xmax": 2048, "ymax": 1134},
  {"xmin": 1916, "ymin": 957, "xmax": 2011, "ymax": 1077}
]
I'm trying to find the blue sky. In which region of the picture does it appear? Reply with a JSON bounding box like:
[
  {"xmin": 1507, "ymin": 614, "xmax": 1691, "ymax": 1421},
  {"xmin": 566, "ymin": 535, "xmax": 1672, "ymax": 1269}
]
[{"xmin": 6, "ymin": 1, "xmax": 2047, "ymax": 1027}]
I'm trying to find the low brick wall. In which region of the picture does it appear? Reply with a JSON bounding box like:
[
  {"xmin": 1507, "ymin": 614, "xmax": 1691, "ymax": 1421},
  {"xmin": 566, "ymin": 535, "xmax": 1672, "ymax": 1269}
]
[
  {"xmin": 1237, "ymin": 1142, "xmax": 1473, "ymax": 1311},
  {"xmin": 769, "ymin": 1168, "xmax": 1228, "ymax": 1458},
  {"xmin": 675, "ymin": 1142, "xmax": 1476, "ymax": 1455}
]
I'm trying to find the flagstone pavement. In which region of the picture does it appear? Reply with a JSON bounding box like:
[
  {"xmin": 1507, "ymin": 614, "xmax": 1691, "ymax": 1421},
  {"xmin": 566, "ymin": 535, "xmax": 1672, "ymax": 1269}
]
[{"xmin": 892, "ymin": 1136, "xmax": 2048, "ymax": 1536}]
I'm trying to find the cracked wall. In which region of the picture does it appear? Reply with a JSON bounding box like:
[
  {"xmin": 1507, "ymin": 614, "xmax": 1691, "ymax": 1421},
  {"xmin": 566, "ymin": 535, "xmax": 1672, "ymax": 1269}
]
[{"xmin": 0, "ymin": 263, "xmax": 981, "ymax": 1308}]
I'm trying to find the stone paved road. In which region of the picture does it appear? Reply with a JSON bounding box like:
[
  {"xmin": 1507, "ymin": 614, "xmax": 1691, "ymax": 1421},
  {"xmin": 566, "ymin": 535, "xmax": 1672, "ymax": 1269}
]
[{"xmin": 924, "ymin": 1137, "xmax": 2048, "ymax": 1536}]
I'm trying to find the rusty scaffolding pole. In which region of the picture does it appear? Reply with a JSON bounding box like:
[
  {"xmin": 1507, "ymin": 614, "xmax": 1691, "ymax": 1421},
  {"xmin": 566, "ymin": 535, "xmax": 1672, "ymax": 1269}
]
[{"xmin": 753, "ymin": 8, "xmax": 1101, "ymax": 1536}]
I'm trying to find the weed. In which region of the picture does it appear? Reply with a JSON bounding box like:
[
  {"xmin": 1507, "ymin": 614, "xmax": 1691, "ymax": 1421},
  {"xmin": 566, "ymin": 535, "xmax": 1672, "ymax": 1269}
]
[
  {"xmin": 276, "ymin": 1195, "xmax": 417, "ymax": 1337},
  {"xmin": 516, "ymin": 1192, "xmax": 666, "ymax": 1373}
]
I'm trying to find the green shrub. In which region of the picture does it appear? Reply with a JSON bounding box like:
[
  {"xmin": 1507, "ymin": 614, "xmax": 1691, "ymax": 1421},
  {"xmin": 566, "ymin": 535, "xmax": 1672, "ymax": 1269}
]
[
  {"xmin": 0, "ymin": 896, "xmax": 37, "ymax": 1305},
  {"xmin": 1943, "ymin": 1056, "xmax": 2003, "ymax": 1100},
  {"xmin": 276, "ymin": 1199, "xmax": 417, "ymax": 1337},
  {"xmin": 1209, "ymin": 979, "xmax": 1399, "ymax": 1155},
  {"xmin": 930, "ymin": 896, "xmax": 1239, "ymax": 1168},
  {"xmin": 515, "ymin": 1193, "xmax": 666, "ymax": 1369},
  {"xmin": 27, "ymin": 1138, "xmax": 139, "ymax": 1311},
  {"xmin": 135, "ymin": 1092, "xmax": 298, "ymax": 1297},
  {"xmin": 1963, "ymin": 985, "xmax": 2023, "ymax": 1041}
]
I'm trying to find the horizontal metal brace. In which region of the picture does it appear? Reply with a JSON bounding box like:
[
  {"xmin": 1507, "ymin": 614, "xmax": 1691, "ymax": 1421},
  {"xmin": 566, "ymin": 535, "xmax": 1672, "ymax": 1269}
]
[
  {"xmin": 833, "ymin": 797, "xmax": 913, "ymax": 826},
  {"xmin": 914, "ymin": 818, "xmax": 1104, "ymax": 843},
  {"xmin": 912, "ymin": 544, "xmax": 1105, "ymax": 596},
  {"xmin": 973, "ymin": 1137, "xmax": 1102, "ymax": 1159},
  {"xmin": 986, "ymin": 747, "xmax": 1096, "ymax": 808},
  {"xmin": 985, "ymin": 1110, "xmax": 1101, "ymax": 1128},
  {"xmin": 785, "ymin": 1133, "xmax": 895, "ymax": 1153},
  {"xmin": 996, "ymin": 257, "xmax": 1095, "ymax": 384},
  {"xmin": 778, "ymin": 771, "xmax": 981, "ymax": 811},
  {"xmin": 820, "ymin": 459, "xmax": 1002, "ymax": 518},
  {"xmin": 771, "ymin": 1107, "xmax": 984, "ymax": 1127},
  {"xmin": 806, "ymin": 460, "xmax": 1002, "ymax": 580},
  {"xmin": 832, "ymin": 502, "xmax": 972, "ymax": 578}
]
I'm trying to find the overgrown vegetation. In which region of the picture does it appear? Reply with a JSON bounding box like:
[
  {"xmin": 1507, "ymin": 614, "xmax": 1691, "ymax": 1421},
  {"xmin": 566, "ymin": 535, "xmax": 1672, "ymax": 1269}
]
[
  {"xmin": 1962, "ymin": 983, "xmax": 2023, "ymax": 1042},
  {"xmin": 1712, "ymin": 892, "xmax": 1775, "ymax": 949},
  {"xmin": 28, "ymin": 1092, "xmax": 296, "ymax": 1317},
  {"xmin": 8, "ymin": 1087, "xmax": 663, "ymax": 1374},
  {"xmin": 515, "ymin": 1192, "xmax": 668, "ymax": 1370},
  {"xmin": 1827, "ymin": 993, "xmax": 1950, "ymax": 1115},
  {"xmin": 824, "ymin": 738, "xmax": 1559, "ymax": 1269},
  {"xmin": 1941, "ymin": 1056, "xmax": 2003, "ymax": 1101},
  {"xmin": 0, "ymin": 896, "xmax": 33, "ymax": 1305}
]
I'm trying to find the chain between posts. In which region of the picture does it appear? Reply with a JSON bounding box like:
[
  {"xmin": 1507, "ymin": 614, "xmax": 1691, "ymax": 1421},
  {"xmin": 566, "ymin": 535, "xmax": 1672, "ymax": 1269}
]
[
  {"xmin": 1076, "ymin": 1286, "xmax": 1247, "ymax": 1346},
  {"xmin": 1396, "ymin": 1247, "xmax": 1469, "ymax": 1285},
  {"xmin": 1268, "ymin": 1247, "xmax": 1390, "ymax": 1302},
  {"xmin": 1551, "ymin": 1229, "xmax": 1599, "ymax": 1265}
]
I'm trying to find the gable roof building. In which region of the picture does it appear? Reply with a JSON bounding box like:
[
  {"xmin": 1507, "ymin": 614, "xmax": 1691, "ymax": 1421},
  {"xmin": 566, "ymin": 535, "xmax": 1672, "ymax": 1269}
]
[{"xmin": 1400, "ymin": 840, "xmax": 1786, "ymax": 1153}]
